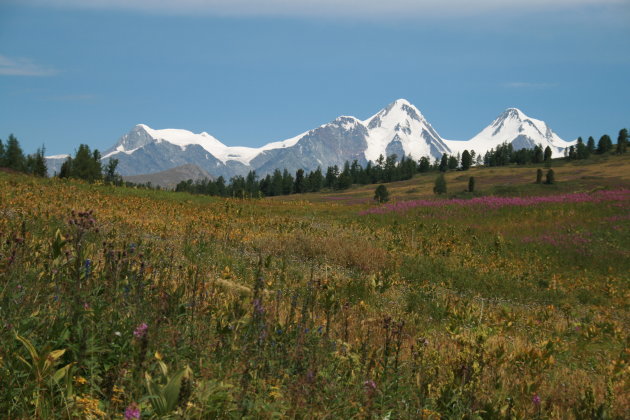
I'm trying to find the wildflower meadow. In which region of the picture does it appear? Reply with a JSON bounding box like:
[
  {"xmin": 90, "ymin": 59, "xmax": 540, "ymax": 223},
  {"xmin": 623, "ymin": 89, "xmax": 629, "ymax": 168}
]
[{"xmin": 1, "ymin": 159, "xmax": 629, "ymax": 418}]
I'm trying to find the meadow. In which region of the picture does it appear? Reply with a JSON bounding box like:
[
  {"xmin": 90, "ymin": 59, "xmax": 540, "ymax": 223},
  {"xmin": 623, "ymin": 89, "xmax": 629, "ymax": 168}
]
[{"xmin": 1, "ymin": 155, "xmax": 629, "ymax": 419}]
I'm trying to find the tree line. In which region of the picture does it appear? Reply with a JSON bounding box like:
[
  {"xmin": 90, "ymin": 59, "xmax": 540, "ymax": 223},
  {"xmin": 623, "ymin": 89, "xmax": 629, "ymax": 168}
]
[
  {"xmin": 0, "ymin": 134, "xmax": 47, "ymax": 177},
  {"xmin": 2, "ymin": 127, "xmax": 628, "ymax": 196}
]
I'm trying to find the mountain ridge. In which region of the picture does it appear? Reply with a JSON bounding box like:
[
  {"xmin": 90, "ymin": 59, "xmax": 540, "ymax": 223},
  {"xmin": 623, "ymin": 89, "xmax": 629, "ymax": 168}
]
[{"xmin": 47, "ymin": 99, "xmax": 577, "ymax": 178}]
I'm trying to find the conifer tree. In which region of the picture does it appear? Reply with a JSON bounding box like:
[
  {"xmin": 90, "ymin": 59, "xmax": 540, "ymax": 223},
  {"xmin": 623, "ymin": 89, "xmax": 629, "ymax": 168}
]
[
  {"xmin": 544, "ymin": 146, "xmax": 553, "ymax": 162},
  {"xmin": 616, "ymin": 128, "xmax": 628, "ymax": 154},
  {"xmin": 586, "ymin": 136, "xmax": 595, "ymax": 154},
  {"xmin": 597, "ymin": 135, "xmax": 613, "ymax": 154},
  {"xmin": 536, "ymin": 168, "xmax": 543, "ymax": 184},
  {"xmin": 418, "ymin": 156, "xmax": 431, "ymax": 173},
  {"xmin": 447, "ymin": 155, "xmax": 458, "ymax": 170},
  {"xmin": 439, "ymin": 153, "xmax": 448, "ymax": 172},
  {"xmin": 293, "ymin": 169, "xmax": 305, "ymax": 194},
  {"xmin": 30, "ymin": 147, "xmax": 48, "ymax": 177},
  {"xmin": 0, "ymin": 139, "xmax": 5, "ymax": 167},
  {"xmin": 461, "ymin": 150, "xmax": 472, "ymax": 171},
  {"xmin": 433, "ymin": 173, "xmax": 447, "ymax": 195},
  {"xmin": 5, "ymin": 134, "xmax": 26, "ymax": 172}
]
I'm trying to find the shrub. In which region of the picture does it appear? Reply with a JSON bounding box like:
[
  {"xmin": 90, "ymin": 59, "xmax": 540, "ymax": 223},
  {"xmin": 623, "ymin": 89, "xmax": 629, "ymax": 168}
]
[
  {"xmin": 374, "ymin": 184, "xmax": 389, "ymax": 203},
  {"xmin": 468, "ymin": 176, "xmax": 475, "ymax": 193}
]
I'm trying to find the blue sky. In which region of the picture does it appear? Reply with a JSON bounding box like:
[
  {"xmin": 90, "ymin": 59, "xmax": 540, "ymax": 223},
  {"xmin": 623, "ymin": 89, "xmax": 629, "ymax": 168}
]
[{"xmin": 1, "ymin": 0, "xmax": 629, "ymax": 155}]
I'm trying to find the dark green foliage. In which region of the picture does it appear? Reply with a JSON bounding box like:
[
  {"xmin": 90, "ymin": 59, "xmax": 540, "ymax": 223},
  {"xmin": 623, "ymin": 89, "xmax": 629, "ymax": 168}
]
[
  {"xmin": 597, "ymin": 135, "xmax": 613, "ymax": 154},
  {"xmin": 0, "ymin": 135, "xmax": 47, "ymax": 177},
  {"xmin": 532, "ymin": 145, "xmax": 543, "ymax": 164},
  {"xmin": 0, "ymin": 139, "xmax": 5, "ymax": 167},
  {"xmin": 25, "ymin": 147, "xmax": 48, "ymax": 177},
  {"xmin": 576, "ymin": 137, "xmax": 589, "ymax": 159},
  {"xmin": 545, "ymin": 169, "xmax": 555, "ymax": 185},
  {"xmin": 4, "ymin": 134, "xmax": 26, "ymax": 172},
  {"xmin": 536, "ymin": 168, "xmax": 543, "ymax": 184},
  {"xmin": 439, "ymin": 154, "xmax": 448, "ymax": 172},
  {"xmin": 293, "ymin": 169, "xmax": 305, "ymax": 194},
  {"xmin": 418, "ymin": 156, "xmax": 431, "ymax": 173},
  {"xmin": 59, "ymin": 144, "xmax": 103, "ymax": 182},
  {"xmin": 324, "ymin": 165, "xmax": 339, "ymax": 189},
  {"xmin": 616, "ymin": 128, "xmax": 628, "ymax": 154},
  {"xmin": 468, "ymin": 176, "xmax": 475, "ymax": 192},
  {"xmin": 103, "ymin": 159, "xmax": 121, "ymax": 185},
  {"xmin": 447, "ymin": 155, "xmax": 458, "ymax": 170},
  {"xmin": 373, "ymin": 184, "xmax": 389, "ymax": 203},
  {"xmin": 485, "ymin": 143, "xmax": 514, "ymax": 166},
  {"xmin": 433, "ymin": 173, "xmax": 447, "ymax": 194},
  {"xmin": 587, "ymin": 136, "xmax": 595, "ymax": 154},
  {"xmin": 544, "ymin": 146, "xmax": 553, "ymax": 162},
  {"xmin": 461, "ymin": 150, "xmax": 472, "ymax": 171}
]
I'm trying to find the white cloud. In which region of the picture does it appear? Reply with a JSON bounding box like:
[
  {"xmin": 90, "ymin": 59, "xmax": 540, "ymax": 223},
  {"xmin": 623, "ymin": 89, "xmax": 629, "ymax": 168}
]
[
  {"xmin": 0, "ymin": 54, "xmax": 57, "ymax": 76},
  {"xmin": 13, "ymin": 0, "xmax": 627, "ymax": 18}
]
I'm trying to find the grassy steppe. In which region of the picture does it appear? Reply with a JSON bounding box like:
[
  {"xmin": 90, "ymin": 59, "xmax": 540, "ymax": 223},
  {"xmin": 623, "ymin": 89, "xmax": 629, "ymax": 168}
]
[{"xmin": 1, "ymin": 155, "xmax": 629, "ymax": 419}]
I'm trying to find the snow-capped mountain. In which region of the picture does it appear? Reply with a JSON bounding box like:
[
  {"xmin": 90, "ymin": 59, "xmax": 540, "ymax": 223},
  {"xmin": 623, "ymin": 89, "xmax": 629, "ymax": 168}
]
[
  {"xmin": 46, "ymin": 99, "xmax": 574, "ymax": 178},
  {"xmin": 98, "ymin": 99, "xmax": 451, "ymax": 178},
  {"xmin": 363, "ymin": 99, "xmax": 450, "ymax": 162},
  {"xmin": 445, "ymin": 108, "xmax": 575, "ymax": 158}
]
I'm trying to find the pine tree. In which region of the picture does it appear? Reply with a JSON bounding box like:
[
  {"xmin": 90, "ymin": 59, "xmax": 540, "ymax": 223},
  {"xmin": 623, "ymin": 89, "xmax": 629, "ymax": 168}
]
[
  {"xmin": 439, "ymin": 153, "xmax": 448, "ymax": 172},
  {"xmin": 468, "ymin": 176, "xmax": 475, "ymax": 193},
  {"xmin": 576, "ymin": 137, "xmax": 588, "ymax": 159},
  {"xmin": 544, "ymin": 146, "xmax": 553, "ymax": 162},
  {"xmin": 104, "ymin": 159, "xmax": 121, "ymax": 185},
  {"xmin": 5, "ymin": 134, "xmax": 26, "ymax": 172},
  {"xmin": 532, "ymin": 145, "xmax": 543, "ymax": 164},
  {"xmin": 0, "ymin": 139, "xmax": 5, "ymax": 167},
  {"xmin": 597, "ymin": 135, "xmax": 613, "ymax": 154},
  {"xmin": 418, "ymin": 156, "xmax": 431, "ymax": 173},
  {"xmin": 281, "ymin": 169, "xmax": 293, "ymax": 195},
  {"xmin": 31, "ymin": 147, "xmax": 47, "ymax": 177},
  {"xmin": 293, "ymin": 169, "xmax": 305, "ymax": 194},
  {"xmin": 309, "ymin": 167, "xmax": 324, "ymax": 192},
  {"xmin": 461, "ymin": 150, "xmax": 472, "ymax": 171},
  {"xmin": 447, "ymin": 155, "xmax": 458, "ymax": 170},
  {"xmin": 433, "ymin": 173, "xmax": 447, "ymax": 195},
  {"xmin": 374, "ymin": 184, "xmax": 389, "ymax": 203},
  {"xmin": 586, "ymin": 136, "xmax": 595, "ymax": 154},
  {"xmin": 536, "ymin": 168, "xmax": 543, "ymax": 184},
  {"xmin": 616, "ymin": 128, "xmax": 628, "ymax": 154}
]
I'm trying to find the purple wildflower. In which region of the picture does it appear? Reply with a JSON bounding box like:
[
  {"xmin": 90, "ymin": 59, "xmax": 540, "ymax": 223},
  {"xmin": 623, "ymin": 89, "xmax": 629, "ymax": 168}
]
[
  {"xmin": 124, "ymin": 403, "xmax": 141, "ymax": 419},
  {"xmin": 359, "ymin": 189, "xmax": 630, "ymax": 216},
  {"xmin": 364, "ymin": 380, "xmax": 377, "ymax": 390},
  {"xmin": 532, "ymin": 394, "xmax": 541, "ymax": 406},
  {"xmin": 133, "ymin": 323, "xmax": 148, "ymax": 339}
]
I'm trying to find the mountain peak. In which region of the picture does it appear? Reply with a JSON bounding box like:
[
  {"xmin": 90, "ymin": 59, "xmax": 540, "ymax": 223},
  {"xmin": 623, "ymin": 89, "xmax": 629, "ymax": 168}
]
[{"xmin": 498, "ymin": 108, "xmax": 527, "ymax": 121}]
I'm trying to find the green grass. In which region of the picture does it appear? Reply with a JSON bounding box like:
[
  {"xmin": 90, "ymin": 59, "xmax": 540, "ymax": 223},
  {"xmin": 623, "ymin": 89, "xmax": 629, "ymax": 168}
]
[{"xmin": 0, "ymin": 154, "xmax": 629, "ymax": 419}]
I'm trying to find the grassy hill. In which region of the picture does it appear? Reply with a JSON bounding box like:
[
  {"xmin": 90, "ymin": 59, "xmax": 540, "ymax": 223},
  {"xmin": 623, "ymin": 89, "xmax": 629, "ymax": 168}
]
[{"xmin": 1, "ymin": 155, "xmax": 628, "ymax": 418}]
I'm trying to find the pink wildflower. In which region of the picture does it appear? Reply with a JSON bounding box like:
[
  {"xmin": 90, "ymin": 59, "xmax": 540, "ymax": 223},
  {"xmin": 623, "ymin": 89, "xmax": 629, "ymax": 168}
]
[
  {"xmin": 133, "ymin": 323, "xmax": 148, "ymax": 339},
  {"xmin": 124, "ymin": 403, "xmax": 140, "ymax": 419}
]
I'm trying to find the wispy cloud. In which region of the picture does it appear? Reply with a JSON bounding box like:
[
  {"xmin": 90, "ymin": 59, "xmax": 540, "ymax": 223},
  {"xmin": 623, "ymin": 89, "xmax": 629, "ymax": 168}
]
[
  {"xmin": 12, "ymin": 0, "xmax": 626, "ymax": 18},
  {"xmin": 504, "ymin": 82, "xmax": 558, "ymax": 89},
  {"xmin": 0, "ymin": 54, "xmax": 57, "ymax": 76}
]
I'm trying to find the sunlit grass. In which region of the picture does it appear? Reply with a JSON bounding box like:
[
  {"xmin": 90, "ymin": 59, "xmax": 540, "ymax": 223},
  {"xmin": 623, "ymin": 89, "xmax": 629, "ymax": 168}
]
[{"xmin": 1, "ymin": 156, "xmax": 628, "ymax": 418}]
